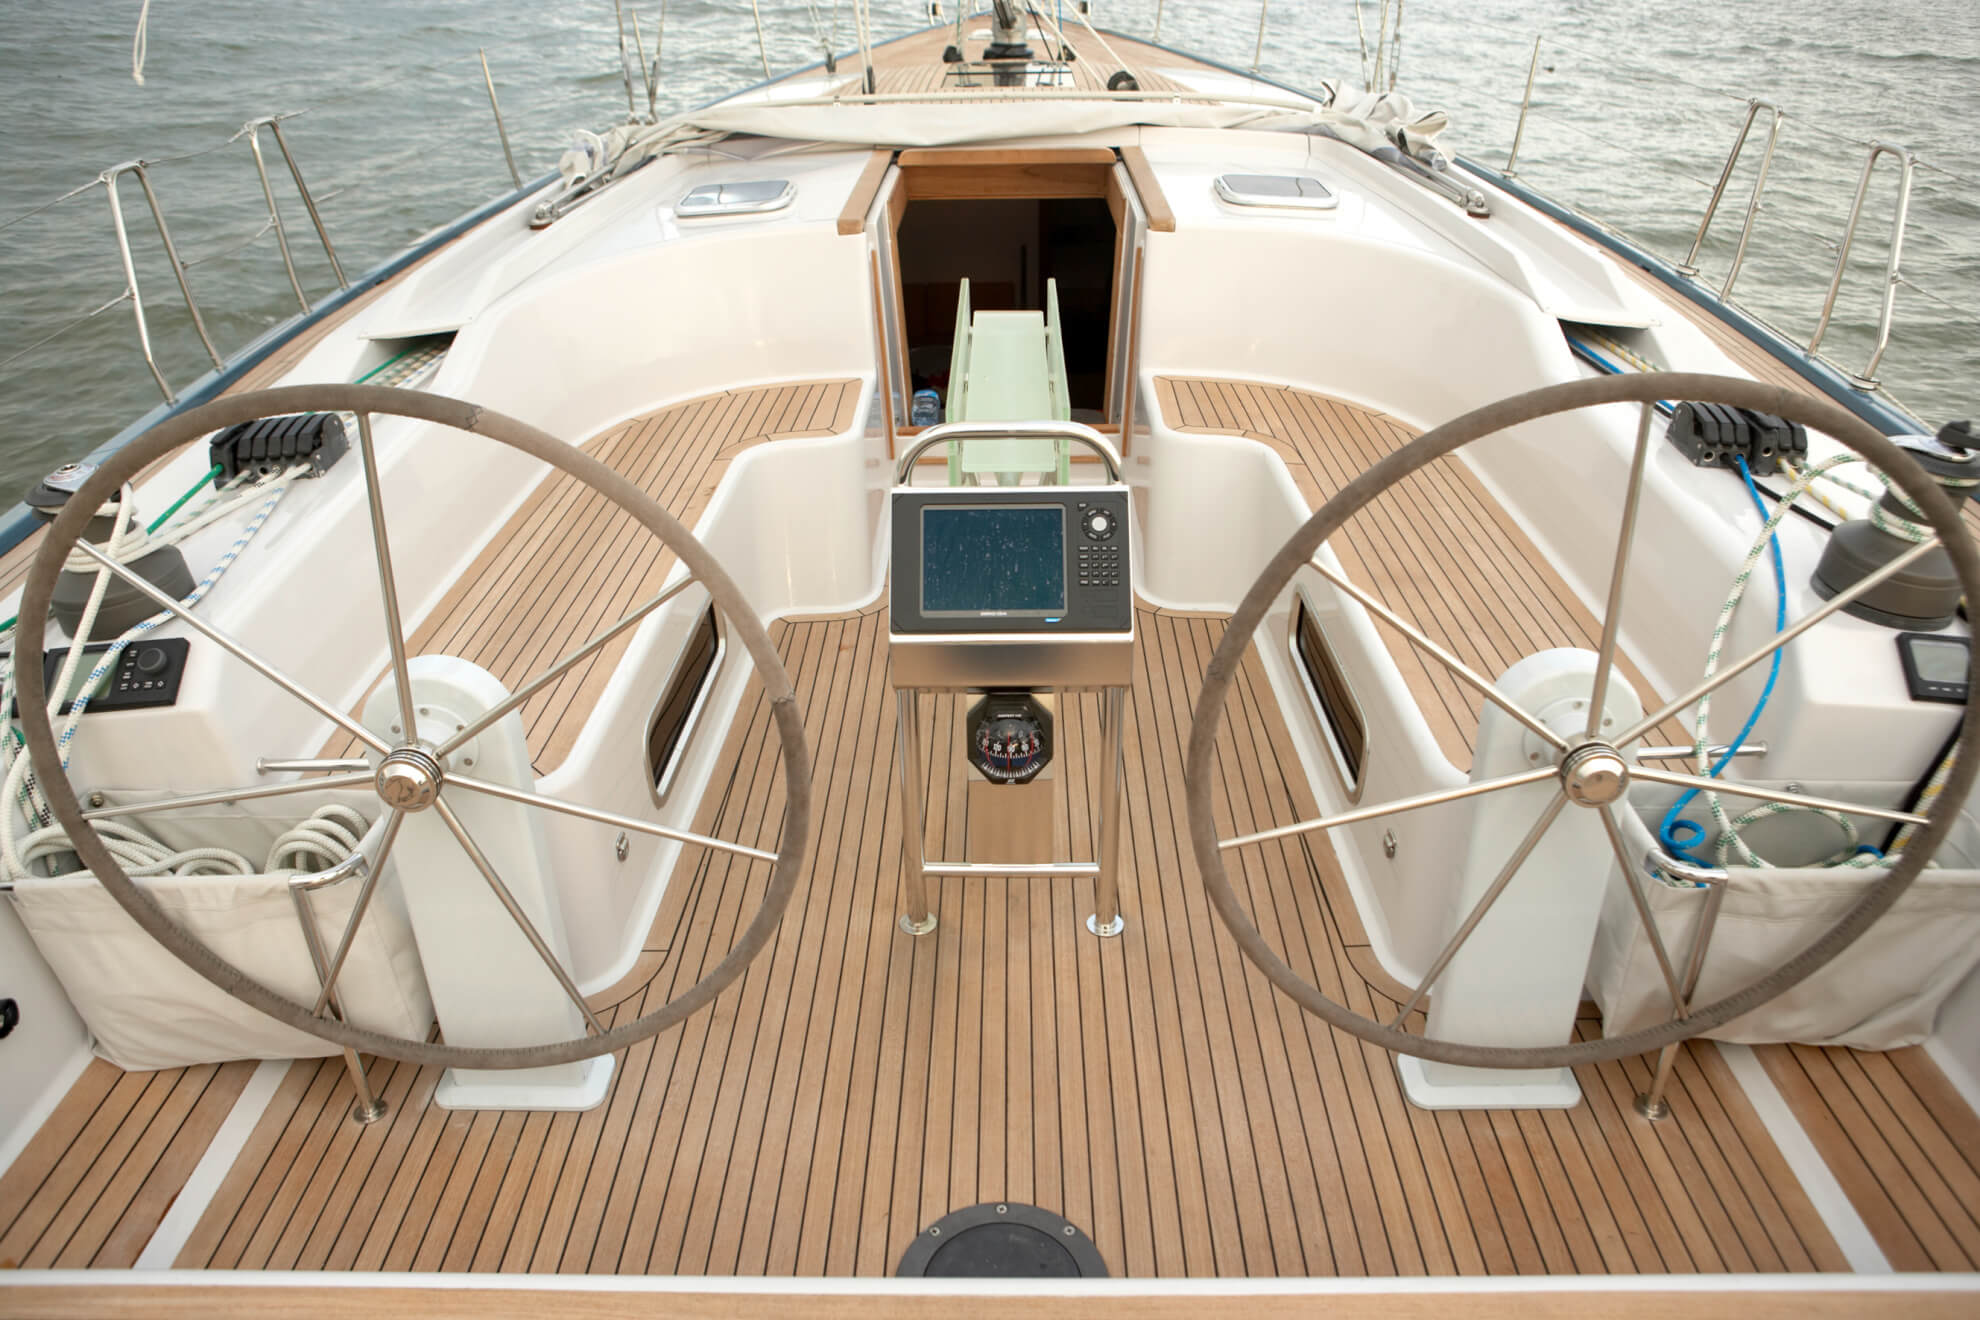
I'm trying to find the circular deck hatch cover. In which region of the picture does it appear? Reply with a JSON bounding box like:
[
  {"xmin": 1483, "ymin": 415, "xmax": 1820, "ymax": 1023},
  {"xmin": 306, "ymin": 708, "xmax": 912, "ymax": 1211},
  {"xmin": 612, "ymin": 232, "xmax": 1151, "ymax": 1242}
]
[{"xmin": 895, "ymin": 1202, "xmax": 1108, "ymax": 1277}]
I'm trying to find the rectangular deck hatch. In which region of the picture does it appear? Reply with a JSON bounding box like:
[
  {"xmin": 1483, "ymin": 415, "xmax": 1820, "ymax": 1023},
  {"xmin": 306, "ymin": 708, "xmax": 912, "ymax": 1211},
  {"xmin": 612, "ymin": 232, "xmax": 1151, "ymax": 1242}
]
[
  {"xmin": 1214, "ymin": 172, "xmax": 1338, "ymax": 211},
  {"xmin": 676, "ymin": 179, "xmax": 794, "ymax": 217}
]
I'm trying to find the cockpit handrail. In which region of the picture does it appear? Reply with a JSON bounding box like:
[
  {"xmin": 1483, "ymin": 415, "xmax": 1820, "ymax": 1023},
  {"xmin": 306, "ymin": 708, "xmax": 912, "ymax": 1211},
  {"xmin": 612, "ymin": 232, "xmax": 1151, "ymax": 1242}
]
[{"xmin": 894, "ymin": 421, "xmax": 1123, "ymax": 484}]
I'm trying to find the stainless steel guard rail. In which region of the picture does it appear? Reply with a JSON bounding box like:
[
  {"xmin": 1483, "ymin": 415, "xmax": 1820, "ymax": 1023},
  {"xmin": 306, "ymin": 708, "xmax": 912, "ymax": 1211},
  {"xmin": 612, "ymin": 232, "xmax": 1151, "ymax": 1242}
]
[
  {"xmin": 234, "ymin": 114, "xmax": 349, "ymax": 313},
  {"xmin": 1676, "ymin": 97, "xmax": 1784, "ymax": 301},
  {"xmin": 1807, "ymin": 141, "xmax": 1917, "ymax": 391},
  {"xmin": 100, "ymin": 160, "xmax": 225, "ymax": 403},
  {"xmin": 893, "ymin": 420, "xmax": 1124, "ymax": 484}
]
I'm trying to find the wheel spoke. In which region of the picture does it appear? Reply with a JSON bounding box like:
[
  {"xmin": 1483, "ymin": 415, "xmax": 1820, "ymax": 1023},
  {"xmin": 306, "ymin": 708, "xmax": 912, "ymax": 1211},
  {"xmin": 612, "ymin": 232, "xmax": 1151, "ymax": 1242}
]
[
  {"xmin": 307, "ymin": 809, "xmax": 406, "ymax": 1017},
  {"xmin": 1219, "ymin": 766, "xmax": 1556, "ymax": 852},
  {"xmin": 1631, "ymin": 767, "xmax": 1927, "ymax": 828},
  {"xmin": 1586, "ymin": 402, "xmax": 1655, "ymax": 739},
  {"xmin": 1308, "ymin": 556, "xmax": 1568, "ymax": 752},
  {"xmin": 1598, "ymin": 804, "xmax": 1688, "ymax": 1016},
  {"xmin": 1618, "ymin": 537, "xmax": 1941, "ymax": 745},
  {"xmin": 70, "ymin": 539, "xmax": 391, "ymax": 755},
  {"xmin": 355, "ymin": 412, "xmax": 419, "ymax": 747},
  {"xmin": 432, "ymin": 797, "xmax": 606, "ymax": 1037},
  {"xmin": 433, "ymin": 572, "xmax": 696, "ymax": 760},
  {"xmin": 257, "ymin": 757, "xmax": 372, "ymax": 775},
  {"xmin": 1387, "ymin": 791, "xmax": 1567, "ymax": 1029},
  {"xmin": 447, "ymin": 772, "xmax": 780, "ymax": 863},
  {"xmin": 83, "ymin": 770, "xmax": 375, "ymax": 822}
]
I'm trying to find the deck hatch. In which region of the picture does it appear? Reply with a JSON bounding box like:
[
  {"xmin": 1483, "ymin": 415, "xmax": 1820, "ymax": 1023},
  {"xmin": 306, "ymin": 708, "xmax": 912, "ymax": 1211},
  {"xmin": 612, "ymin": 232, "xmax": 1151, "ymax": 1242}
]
[
  {"xmin": 1214, "ymin": 172, "xmax": 1338, "ymax": 211},
  {"xmin": 676, "ymin": 179, "xmax": 794, "ymax": 217}
]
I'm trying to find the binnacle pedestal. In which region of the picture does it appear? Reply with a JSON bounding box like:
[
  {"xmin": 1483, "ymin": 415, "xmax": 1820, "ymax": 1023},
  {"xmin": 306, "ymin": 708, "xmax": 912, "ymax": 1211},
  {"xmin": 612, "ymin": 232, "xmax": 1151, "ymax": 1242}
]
[
  {"xmin": 362, "ymin": 655, "xmax": 612, "ymax": 1111},
  {"xmin": 885, "ymin": 430, "xmax": 1135, "ymax": 939},
  {"xmin": 1397, "ymin": 648, "xmax": 1643, "ymax": 1110}
]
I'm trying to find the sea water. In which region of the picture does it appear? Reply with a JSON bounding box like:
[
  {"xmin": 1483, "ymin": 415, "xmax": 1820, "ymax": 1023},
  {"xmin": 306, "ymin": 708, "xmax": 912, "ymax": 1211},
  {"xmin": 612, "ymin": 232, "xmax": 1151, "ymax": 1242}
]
[{"xmin": 0, "ymin": 0, "xmax": 1973, "ymax": 498}]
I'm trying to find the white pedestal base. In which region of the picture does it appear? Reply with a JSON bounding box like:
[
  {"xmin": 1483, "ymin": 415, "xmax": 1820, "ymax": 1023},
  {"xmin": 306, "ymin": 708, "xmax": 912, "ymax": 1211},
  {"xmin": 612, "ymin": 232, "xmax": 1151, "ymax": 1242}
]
[
  {"xmin": 437, "ymin": 1055, "xmax": 615, "ymax": 1111},
  {"xmin": 364, "ymin": 657, "xmax": 608, "ymax": 1113},
  {"xmin": 1407, "ymin": 648, "xmax": 1643, "ymax": 1111},
  {"xmin": 1396, "ymin": 1055, "xmax": 1581, "ymax": 1110}
]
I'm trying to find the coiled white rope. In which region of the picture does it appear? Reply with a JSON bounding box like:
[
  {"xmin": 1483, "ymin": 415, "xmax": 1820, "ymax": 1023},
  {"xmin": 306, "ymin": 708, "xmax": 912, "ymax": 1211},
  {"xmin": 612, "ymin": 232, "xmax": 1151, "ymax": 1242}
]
[{"xmin": 8, "ymin": 803, "xmax": 373, "ymax": 881}]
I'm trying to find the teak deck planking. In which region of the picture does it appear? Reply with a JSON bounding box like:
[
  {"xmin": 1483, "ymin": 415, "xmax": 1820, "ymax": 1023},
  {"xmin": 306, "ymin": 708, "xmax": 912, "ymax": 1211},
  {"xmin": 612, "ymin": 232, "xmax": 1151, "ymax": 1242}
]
[
  {"xmin": 320, "ymin": 379, "xmax": 862, "ymax": 772},
  {"xmin": 134, "ymin": 603, "xmax": 1856, "ymax": 1277},
  {"xmin": 1152, "ymin": 376, "xmax": 1690, "ymax": 767},
  {"xmin": 861, "ymin": 23, "xmax": 1179, "ymax": 96},
  {"xmin": 4, "ymin": 383, "xmax": 1975, "ymax": 1280}
]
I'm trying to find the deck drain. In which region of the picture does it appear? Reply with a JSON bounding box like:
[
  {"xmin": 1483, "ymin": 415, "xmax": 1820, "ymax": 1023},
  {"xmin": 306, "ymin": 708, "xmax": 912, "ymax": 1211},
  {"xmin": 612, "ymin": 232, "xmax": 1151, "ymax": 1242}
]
[{"xmin": 895, "ymin": 1202, "xmax": 1108, "ymax": 1277}]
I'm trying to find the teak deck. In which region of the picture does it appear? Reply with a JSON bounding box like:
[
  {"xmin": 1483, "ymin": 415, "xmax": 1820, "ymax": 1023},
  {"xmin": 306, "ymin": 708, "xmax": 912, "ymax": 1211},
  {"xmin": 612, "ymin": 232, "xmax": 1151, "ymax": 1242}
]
[
  {"xmin": 320, "ymin": 379, "xmax": 862, "ymax": 771},
  {"xmin": 12, "ymin": 607, "xmax": 1846, "ymax": 1277},
  {"xmin": 1152, "ymin": 377, "xmax": 1689, "ymax": 766},
  {"xmin": 5, "ymin": 383, "xmax": 1977, "ymax": 1279}
]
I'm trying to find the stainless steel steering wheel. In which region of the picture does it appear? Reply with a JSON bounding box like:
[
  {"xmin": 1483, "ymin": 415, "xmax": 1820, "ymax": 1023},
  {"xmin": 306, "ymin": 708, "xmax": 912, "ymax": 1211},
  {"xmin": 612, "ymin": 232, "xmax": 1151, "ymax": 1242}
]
[
  {"xmin": 15, "ymin": 384, "xmax": 811, "ymax": 1071},
  {"xmin": 1187, "ymin": 372, "xmax": 1980, "ymax": 1069}
]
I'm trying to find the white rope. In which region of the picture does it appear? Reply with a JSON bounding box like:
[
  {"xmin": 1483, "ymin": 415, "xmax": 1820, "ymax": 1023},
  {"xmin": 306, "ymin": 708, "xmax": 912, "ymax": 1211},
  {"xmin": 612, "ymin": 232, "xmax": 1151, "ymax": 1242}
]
[
  {"xmin": 1386, "ymin": 0, "xmax": 1405, "ymax": 90},
  {"xmin": 1057, "ymin": 0, "xmax": 1148, "ymax": 91},
  {"xmin": 748, "ymin": 0, "xmax": 774, "ymax": 81},
  {"xmin": 131, "ymin": 0, "xmax": 153, "ymax": 86},
  {"xmin": 8, "ymin": 804, "xmax": 375, "ymax": 882},
  {"xmin": 1351, "ymin": 0, "xmax": 1373, "ymax": 91},
  {"xmin": 856, "ymin": 0, "xmax": 876, "ymax": 91}
]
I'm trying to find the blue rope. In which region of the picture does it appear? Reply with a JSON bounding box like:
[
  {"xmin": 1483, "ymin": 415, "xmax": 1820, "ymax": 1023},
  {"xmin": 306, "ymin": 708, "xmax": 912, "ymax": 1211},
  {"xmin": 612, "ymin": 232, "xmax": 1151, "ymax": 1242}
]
[
  {"xmin": 1658, "ymin": 454, "xmax": 1786, "ymax": 863},
  {"xmin": 1561, "ymin": 335, "xmax": 1674, "ymax": 416}
]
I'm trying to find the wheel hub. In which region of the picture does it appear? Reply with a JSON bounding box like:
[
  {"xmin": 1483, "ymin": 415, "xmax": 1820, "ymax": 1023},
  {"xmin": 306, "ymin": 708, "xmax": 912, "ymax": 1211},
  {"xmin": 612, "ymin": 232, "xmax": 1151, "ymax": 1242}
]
[
  {"xmin": 375, "ymin": 746, "xmax": 444, "ymax": 812},
  {"xmin": 1560, "ymin": 742, "xmax": 1628, "ymax": 807}
]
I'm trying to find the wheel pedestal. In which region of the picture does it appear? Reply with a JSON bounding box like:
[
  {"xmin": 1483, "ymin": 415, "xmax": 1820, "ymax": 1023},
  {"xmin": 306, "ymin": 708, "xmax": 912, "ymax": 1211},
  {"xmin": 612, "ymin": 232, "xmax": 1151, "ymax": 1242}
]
[
  {"xmin": 1398, "ymin": 649, "xmax": 1642, "ymax": 1110},
  {"xmin": 363, "ymin": 656, "xmax": 613, "ymax": 1111}
]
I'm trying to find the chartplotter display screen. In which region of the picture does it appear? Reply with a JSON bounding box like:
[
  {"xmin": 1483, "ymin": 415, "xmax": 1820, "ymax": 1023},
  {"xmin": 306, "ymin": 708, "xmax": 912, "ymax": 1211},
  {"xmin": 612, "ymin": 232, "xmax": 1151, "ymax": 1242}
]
[{"xmin": 920, "ymin": 505, "xmax": 1066, "ymax": 616}]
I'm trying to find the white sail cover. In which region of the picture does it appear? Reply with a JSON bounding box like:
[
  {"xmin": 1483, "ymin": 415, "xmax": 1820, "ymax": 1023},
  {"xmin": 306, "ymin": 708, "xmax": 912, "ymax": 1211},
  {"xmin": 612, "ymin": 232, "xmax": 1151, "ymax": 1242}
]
[{"xmin": 590, "ymin": 85, "xmax": 1455, "ymax": 167}]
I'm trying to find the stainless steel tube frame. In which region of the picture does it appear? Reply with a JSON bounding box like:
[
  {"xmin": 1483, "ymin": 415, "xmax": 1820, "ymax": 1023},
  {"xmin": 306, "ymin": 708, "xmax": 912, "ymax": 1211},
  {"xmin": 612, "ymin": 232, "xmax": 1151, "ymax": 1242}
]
[
  {"xmin": 1634, "ymin": 851, "xmax": 1731, "ymax": 1121},
  {"xmin": 288, "ymin": 851, "xmax": 387, "ymax": 1124},
  {"xmin": 100, "ymin": 160, "xmax": 226, "ymax": 402},
  {"xmin": 893, "ymin": 421, "xmax": 1124, "ymax": 485},
  {"xmin": 892, "ymin": 683, "xmax": 1129, "ymax": 939}
]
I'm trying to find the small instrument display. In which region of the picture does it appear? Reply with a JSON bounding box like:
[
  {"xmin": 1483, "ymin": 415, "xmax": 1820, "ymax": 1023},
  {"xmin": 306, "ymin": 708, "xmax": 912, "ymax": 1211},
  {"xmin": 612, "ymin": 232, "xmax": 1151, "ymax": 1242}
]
[
  {"xmin": 1896, "ymin": 632, "xmax": 1970, "ymax": 705},
  {"xmin": 9, "ymin": 638, "xmax": 192, "ymax": 716}
]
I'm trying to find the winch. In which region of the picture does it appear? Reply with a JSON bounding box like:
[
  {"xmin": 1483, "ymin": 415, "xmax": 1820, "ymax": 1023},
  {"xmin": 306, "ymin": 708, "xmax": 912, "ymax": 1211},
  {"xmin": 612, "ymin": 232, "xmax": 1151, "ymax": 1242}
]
[{"xmin": 1810, "ymin": 419, "xmax": 1979, "ymax": 630}]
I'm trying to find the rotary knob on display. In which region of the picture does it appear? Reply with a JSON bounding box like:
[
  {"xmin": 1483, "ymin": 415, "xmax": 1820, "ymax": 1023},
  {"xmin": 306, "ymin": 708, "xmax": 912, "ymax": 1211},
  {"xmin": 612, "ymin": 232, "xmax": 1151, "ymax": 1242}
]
[{"xmin": 134, "ymin": 647, "xmax": 169, "ymax": 675}]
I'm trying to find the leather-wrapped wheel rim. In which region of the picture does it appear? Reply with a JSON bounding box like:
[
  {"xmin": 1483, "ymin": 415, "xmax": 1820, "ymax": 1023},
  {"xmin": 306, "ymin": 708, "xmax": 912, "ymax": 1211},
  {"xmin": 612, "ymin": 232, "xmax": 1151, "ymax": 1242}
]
[
  {"xmin": 1186, "ymin": 373, "xmax": 1980, "ymax": 1069},
  {"xmin": 16, "ymin": 385, "xmax": 811, "ymax": 1070}
]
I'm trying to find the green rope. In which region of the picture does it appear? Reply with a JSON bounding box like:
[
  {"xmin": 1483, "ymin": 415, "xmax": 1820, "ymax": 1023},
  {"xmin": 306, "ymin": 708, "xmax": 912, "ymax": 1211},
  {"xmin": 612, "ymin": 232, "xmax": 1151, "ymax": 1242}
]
[
  {"xmin": 145, "ymin": 463, "xmax": 225, "ymax": 533},
  {"xmin": 355, "ymin": 346, "xmax": 415, "ymax": 385}
]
